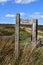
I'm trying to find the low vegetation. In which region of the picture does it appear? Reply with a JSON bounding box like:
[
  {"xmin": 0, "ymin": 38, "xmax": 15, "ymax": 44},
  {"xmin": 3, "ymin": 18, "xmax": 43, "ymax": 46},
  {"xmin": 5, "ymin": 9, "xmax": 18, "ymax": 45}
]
[{"xmin": 0, "ymin": 24, "xmax": 43, "ymax": 65}]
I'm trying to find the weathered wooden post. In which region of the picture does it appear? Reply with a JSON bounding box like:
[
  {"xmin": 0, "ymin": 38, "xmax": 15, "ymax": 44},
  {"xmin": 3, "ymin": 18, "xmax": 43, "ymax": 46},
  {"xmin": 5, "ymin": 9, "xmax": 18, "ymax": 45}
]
[
  {"xmin": 15, "ymin": 13, "xmax": 20, "ymax": 59},
  {"xmin": 32, "ymin": 19, "xmax": 38, "ymax": 44}
]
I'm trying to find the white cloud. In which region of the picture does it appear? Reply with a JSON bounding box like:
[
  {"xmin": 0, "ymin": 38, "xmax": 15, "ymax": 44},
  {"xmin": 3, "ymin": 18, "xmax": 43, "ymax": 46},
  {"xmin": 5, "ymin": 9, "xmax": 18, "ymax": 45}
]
[
  {"xmin": 30, "ymin": 12, "xmax": 43, "ymax": 19},
  {"xmin": 0, "ymin": 0, "xmax": 9, "ymax": 3},
  {"xmin": 5, "ymin": 12, "xmax": 26, "ymax": 18},
  {"xmin": 41, "ymin": 16, "xmax": 43, "ymax": 18},
  {"xmin": 15, "ymin": 0, "xmax": 21, "ymax": 3},
  {"xmin": 5, "ymin": 14, "xmax": 15, "ymax": 17},
  {"xmin": 20, "ymin": 12, "xmax": 26, "ymax": 16},
  {"xmin": 15, "ymin": 0, "xmax": 37, "ymax": 4}
]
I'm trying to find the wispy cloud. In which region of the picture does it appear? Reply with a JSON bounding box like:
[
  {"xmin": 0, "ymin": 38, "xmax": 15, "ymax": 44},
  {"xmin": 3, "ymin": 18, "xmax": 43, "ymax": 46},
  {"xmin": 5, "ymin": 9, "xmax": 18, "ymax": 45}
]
[
  {"xmin": 20, "ymin": 12, "xmax": 26, "ymax": 16},
  {"xmin": 0, "ymin": 0, "xmax": 9, "ymax": 3},
  {"xmin": 15, "ymin": 0, "xmax": 37, "ymax": 4},
  {"xmin": 0, "ymin": 0, "xmax": 37, "ymax": 3},
  {"xmin": 5, "ymin": 14, "xmax": 15, "ymax": 18},
  {"xmin": 5, "ymin": 12, "xmax": 26, "ymax": 18},
  {"xmin": 30, "ymin": 12, "xmax": 43, "ymax": 19}
]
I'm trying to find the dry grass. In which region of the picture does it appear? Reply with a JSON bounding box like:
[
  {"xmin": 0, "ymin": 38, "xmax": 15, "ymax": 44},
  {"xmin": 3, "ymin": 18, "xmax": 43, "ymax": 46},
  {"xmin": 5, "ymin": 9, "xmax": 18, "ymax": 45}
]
[
  {"xmin": 0, "ymin": 25, "xmax": 43, "ymax": 65},
  {"xmin": 0, "ymin": 38, "xmax": 15, "ymax": 65}
]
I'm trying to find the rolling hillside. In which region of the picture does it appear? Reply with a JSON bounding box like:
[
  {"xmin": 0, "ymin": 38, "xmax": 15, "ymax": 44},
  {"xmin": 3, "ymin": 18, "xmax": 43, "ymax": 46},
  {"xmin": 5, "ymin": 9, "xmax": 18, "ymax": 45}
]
[{"xmin": 0, "ymin": 24, "xmax": 43, "ymax": 65}]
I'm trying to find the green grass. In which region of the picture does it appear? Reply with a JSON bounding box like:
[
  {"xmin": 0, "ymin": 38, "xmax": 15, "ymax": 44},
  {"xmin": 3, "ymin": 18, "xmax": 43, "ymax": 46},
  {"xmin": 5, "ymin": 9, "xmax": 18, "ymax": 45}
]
[
  {"xmin": 38, "ymin": 32, "xmax": 43, "ymax": 36},
  {"xmin": 20, "ymin": 29, "xmax": 31, "ymax": 43},
  {"xmin": 20, "ymin": 37, "xmax": 31, "ymax": 43}
]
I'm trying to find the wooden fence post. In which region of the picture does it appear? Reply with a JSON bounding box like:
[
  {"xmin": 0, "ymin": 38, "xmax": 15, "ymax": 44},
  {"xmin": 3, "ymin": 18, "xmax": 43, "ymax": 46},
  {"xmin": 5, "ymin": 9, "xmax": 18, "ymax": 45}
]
[
  {"xmin": 15, "ymin": 13, "xmax": 20, "ymax": 59},
  {"xmin": 32, "ymin": 19, "xmax": 38, "ymax": 44}
]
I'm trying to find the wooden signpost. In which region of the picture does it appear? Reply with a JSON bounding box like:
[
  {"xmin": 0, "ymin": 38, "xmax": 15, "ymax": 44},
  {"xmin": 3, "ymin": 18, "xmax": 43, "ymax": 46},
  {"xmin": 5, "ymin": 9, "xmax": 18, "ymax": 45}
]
[{"xmin": 15, "ymin": 13, "xmax": 38, "ymax": 59}]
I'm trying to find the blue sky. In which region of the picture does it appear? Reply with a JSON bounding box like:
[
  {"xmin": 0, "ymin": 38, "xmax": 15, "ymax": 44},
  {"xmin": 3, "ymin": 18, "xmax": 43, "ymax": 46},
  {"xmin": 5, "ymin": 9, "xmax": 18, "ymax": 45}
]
[{"xmin": 0, "ymin": 0, "xmax": 43, "ymax": 25}]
